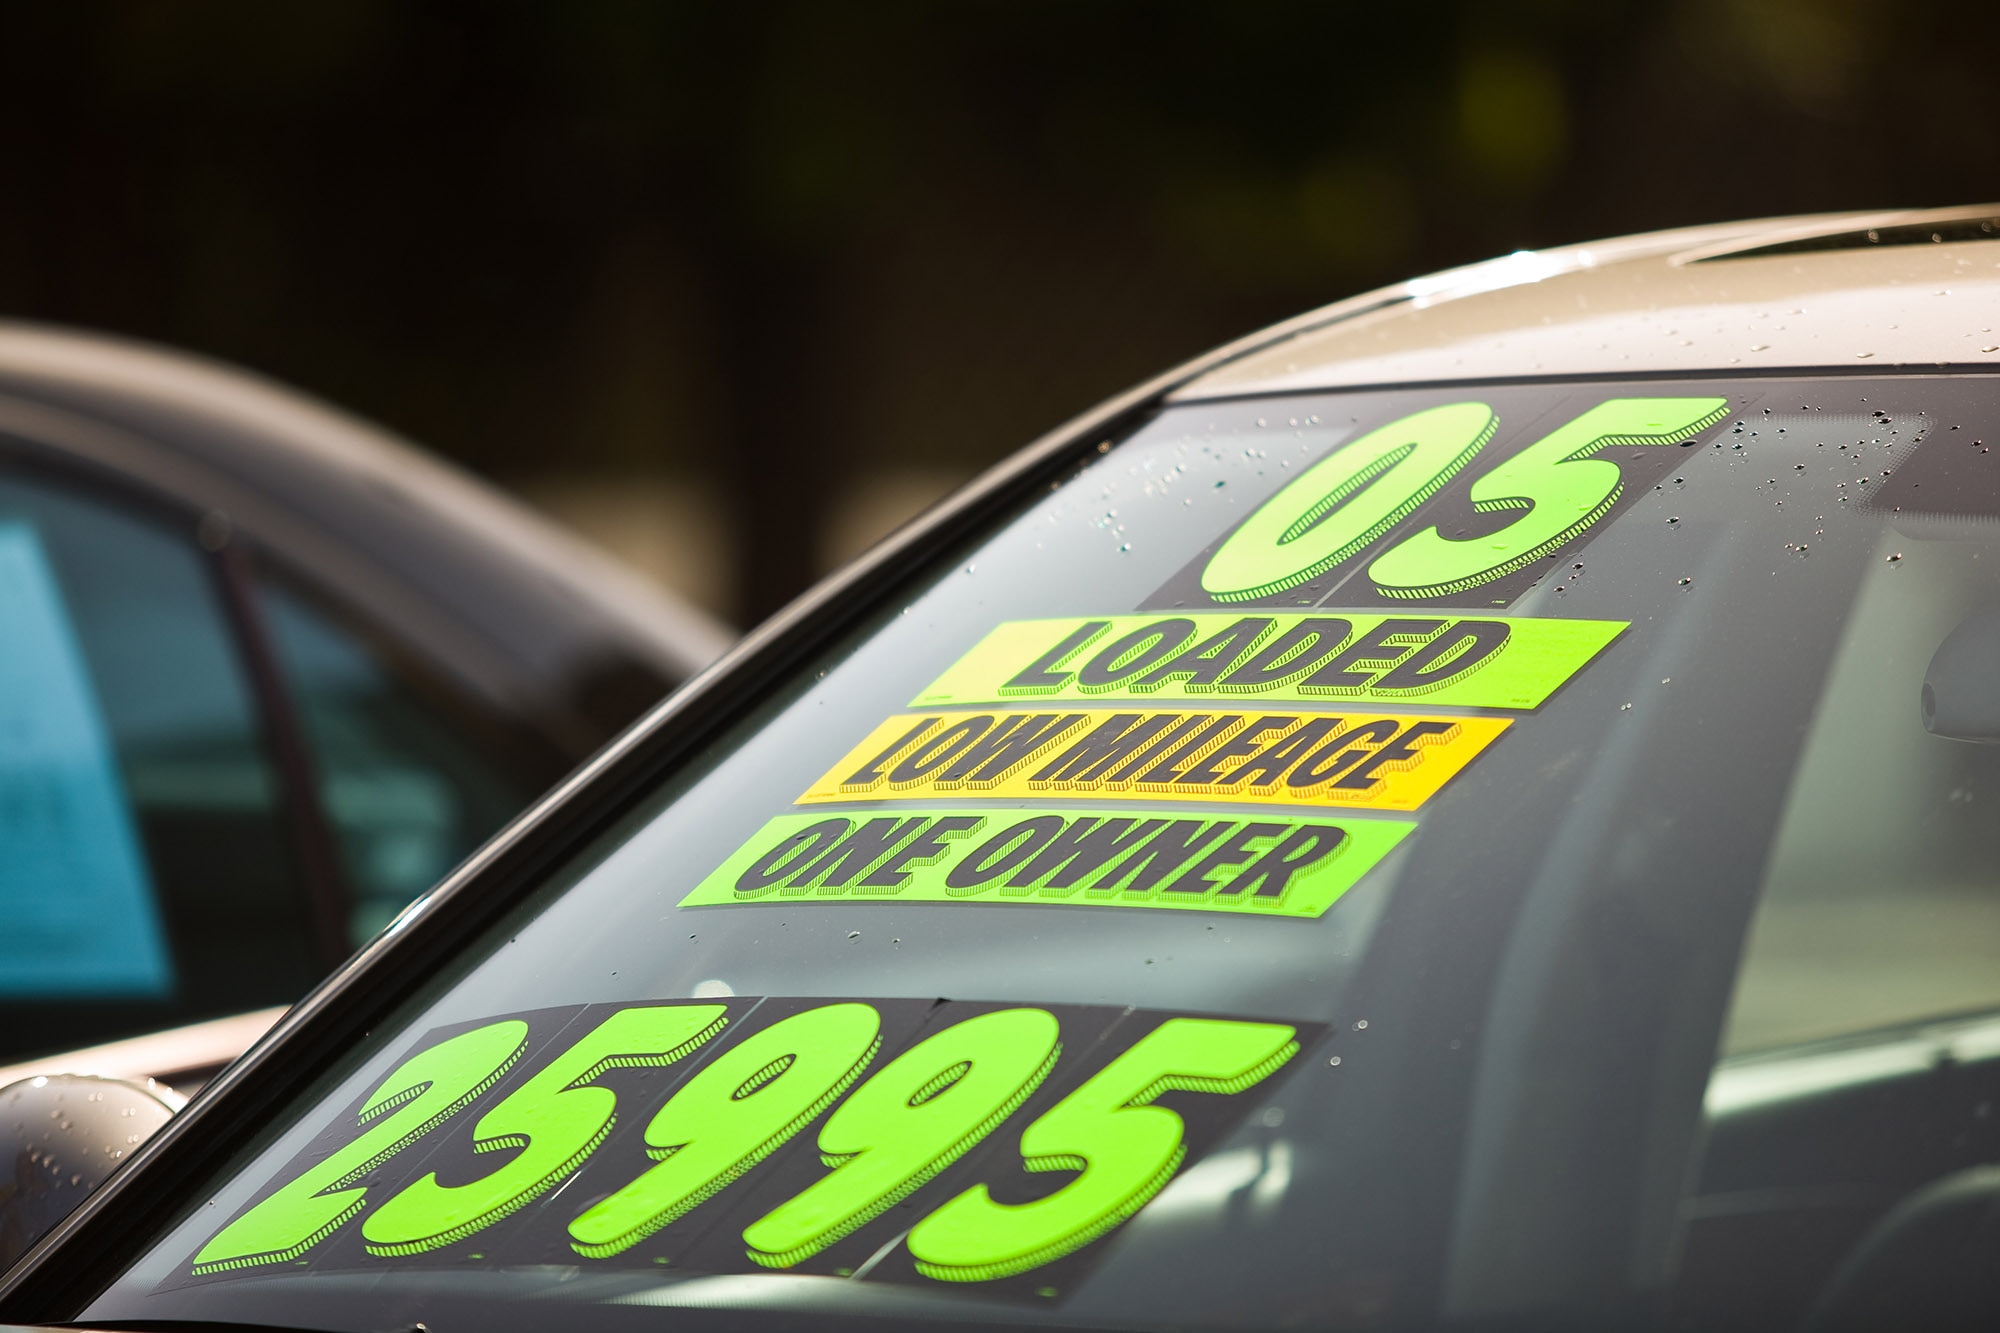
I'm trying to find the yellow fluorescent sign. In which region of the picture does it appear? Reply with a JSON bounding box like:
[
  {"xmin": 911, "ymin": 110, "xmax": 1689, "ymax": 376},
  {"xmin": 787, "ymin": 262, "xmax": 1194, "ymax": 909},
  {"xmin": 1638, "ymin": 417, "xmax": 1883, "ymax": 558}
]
[{"xmin": 801, "ymin": 707, "xmax": 1510, "ymax": 813}]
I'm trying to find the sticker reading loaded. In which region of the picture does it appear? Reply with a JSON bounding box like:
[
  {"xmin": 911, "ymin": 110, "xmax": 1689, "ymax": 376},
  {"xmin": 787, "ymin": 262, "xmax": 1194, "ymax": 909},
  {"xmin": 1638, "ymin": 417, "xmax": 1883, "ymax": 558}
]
[
  {"xmin": 170, "ymin": 997, "xmax": 1324, "ymax": 1303},
  {"xmin": 680, "ymin": 807, "xmax": 1413, "ymax": 918},
  {"xmin": 913, "ymin": 612, "xmax": 1622, "ymax": 711},
  {"xmin": 803, "ymin": 708, "xmax": 1507, "ymax": 812}
]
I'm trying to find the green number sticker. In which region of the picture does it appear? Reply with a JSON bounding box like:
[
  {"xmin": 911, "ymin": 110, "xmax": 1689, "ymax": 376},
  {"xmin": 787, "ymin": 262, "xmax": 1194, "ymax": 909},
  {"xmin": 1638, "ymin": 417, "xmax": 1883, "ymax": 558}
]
[
  {"xmin": 1202, "ymin": 402, "xmax": 1495, "ymax": 603},
  {"xmin": 190, "ymin": 1020, "xmax": 528, "ymax": 1275},
  {"xmin": 1368, "ymin": 397, "xmax": 1728, "ymax": 598},
  {"xmin": 360, "ymin": 1005, "xmax": 728, "ymax": 1256},
  {"xmin": 742, "ymin": 1007, "xmax": 1062, "ymax": 1268},
  {"xmin": 907, "ymin": 1017, "xmax": 1298, "ymax": 1282},
  {"xmin": 567, "ymin": 1002, "xmax": 883, "ymax": 1258}
]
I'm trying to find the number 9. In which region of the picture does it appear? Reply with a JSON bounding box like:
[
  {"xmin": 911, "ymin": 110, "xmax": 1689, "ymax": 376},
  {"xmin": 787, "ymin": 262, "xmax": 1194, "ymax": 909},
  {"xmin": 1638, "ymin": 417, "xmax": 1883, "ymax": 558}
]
[{"xmin": 742, "ymin": 1007, "xmax": 1062, "ymax": 1267}]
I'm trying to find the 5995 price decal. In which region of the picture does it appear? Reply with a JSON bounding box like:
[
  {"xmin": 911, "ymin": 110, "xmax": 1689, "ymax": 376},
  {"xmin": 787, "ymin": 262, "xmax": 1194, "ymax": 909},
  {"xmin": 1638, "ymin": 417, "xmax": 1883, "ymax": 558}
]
[{"xmin": 179, "ymin": 998, "xmax": 1316, "ymax": 1300}]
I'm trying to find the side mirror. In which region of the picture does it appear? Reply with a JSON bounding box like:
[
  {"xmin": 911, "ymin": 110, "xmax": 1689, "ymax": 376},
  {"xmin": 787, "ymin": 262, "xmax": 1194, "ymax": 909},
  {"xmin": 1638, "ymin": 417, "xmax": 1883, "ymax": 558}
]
[
  {"xmin": 1, "ymin": 1074, "xmax": 180, "ymax": 1269},
  {"xmin": 1922, "ymin": 605, "xmax": 2000, "ymax": 742}
]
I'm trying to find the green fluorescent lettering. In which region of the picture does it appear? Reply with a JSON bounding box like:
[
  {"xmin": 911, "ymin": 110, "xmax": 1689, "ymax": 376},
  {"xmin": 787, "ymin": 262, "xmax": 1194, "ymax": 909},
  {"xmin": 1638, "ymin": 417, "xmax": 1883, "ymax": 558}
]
[
  {"xmin": 1368, "ymin": 396, "xmax": 1729, "ymax": 598},
  {"xmin": 916, "ymin": 613, "xmax": 1622, "ymax": 712},
  {"xmin": 907, "ymin": 1017, "xmax": 1299, "ymax": 1282},
  {"xmin": 684, "ymin": 808, "xmax": 1411, "ymax": 919},
  {"xmin": 1011, "ymin": 817, "xmax": 1157, "ymax": 892},
  {"xmin": 945, "ymin": 816, "xmax": 1066, "ymax": 891},
  {"xmin": 742, "ymin": 1008, "xmax": 1061, "ymax": 1268},
  {"xmin": 736, "ymin": 818, "xmax": 850, "ymax": 896},
  {"xmin": 1075, "ymin": 620, "xmax": 1198, "ymax": 689},
  {"xmin": 861, "ymin": 816, "xmax": 983, "ymax": 889},
  {"xmin": 936, "ymin": 713, "xmax": 1084, "ymax": 783},
  {"xmin": 1300, "ymin": 619, "xmax": 1445, "ymax": 690},
  {"xmin": 1201, "ymin": 401, "xmax": 1497, "ymax": 602},
  {"xmin": 1158, "ymin": 822, "xmax": 1287, "ymax": 895},
  {"xmin": 792, "ymin": 817, "xmax": 929, "ymax": 890},
  {"xmin": 190, "ymin": 1021, "xmax": 528, "ymax": 1275},
  {"xmin": 1129, "ymin": 617, "xmax": 1275, "ymax": 690},
  {"xmin": 1215, "ymin": 617, "xmax": 1353, "ymax": 689},
  {"xmin": 1094, "ymin": 819, "xmax": 1234, "ymax": 896},
  {"xmin": 1371, "ymin": 619, "xmax": 1510, "ymax": 694},
  {"xmin": 842, "ymin": 717, "xmax": 942, "ymax": 787},
  {"xmin": 999, "ymin": 620, "xmax": 1109, "ymax": 695},
  {"xmin": 567, "ymin": 1003, "xmax": 882, "ymax": 1259},
  {"xmin": 887, "ymin": 718, "xmax": 994, "ymax": 784},
  {"xmin": 361, "ymin": 1005, "xmax": 728, "ymax": 1256},
  {"xmin": 1216, "ymin": 824, "xmax": 1345, "ymax": 898}
]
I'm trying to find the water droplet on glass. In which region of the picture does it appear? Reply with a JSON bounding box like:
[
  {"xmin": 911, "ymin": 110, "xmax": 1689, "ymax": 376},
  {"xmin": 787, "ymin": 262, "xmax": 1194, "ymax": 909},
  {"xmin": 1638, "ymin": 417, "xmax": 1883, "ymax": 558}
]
[
  {"xmin": 1887, "ymin": 552, "xmax": 1903, "ymax": 562},
  {"xmin": 847, "ymin": 931, "xmax": 861, "ymax": 941},
  {"xmin": 1679, "ymin": 577, "xmax": 1693, "ymax": 587},
  {"xmin": 1353, "ymin": 1019, "xmax": 1368, "ymax": 1030},
  {"xmin": 1328, "ymin": 1055, "xmax": 1343, "ymax": 1066}
]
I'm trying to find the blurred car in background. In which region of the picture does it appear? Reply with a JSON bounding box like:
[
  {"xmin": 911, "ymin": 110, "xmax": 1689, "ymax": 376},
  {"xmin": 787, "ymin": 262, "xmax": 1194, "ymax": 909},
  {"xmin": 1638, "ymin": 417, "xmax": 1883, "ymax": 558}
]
[{"xmin": 0, "ymin": 322, "xmax": 731, "ymax": 1081}]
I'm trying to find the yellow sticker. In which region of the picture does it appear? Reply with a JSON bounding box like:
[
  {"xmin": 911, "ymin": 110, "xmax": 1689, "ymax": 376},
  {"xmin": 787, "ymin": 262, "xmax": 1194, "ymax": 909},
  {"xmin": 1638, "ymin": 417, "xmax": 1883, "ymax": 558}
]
[{"xmin": 801, "ymin": 708, "xmax": 1509, "ymax": 813}]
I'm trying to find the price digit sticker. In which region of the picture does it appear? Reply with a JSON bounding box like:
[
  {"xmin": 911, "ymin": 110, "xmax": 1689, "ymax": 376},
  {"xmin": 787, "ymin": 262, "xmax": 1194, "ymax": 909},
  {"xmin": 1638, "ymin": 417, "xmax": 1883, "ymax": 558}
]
[
  {"xmin": 361, "ymin": 1005, "xmax": 727, "ymax": 1256},
  {"xmin": 190, "ymin": 1020, "xmax": 529, "ymax": 1275},
  {"xmin": 742, "ymin": 1007, "xmax": 1062, "ymax": 1268},
  {"xmin": 907, "ymin": 1016, "xmax": 1300, "ymax": 1282},
  {"xmin": 567, "ymin": 1002, "xmax": 883, "ymax": 1258}
]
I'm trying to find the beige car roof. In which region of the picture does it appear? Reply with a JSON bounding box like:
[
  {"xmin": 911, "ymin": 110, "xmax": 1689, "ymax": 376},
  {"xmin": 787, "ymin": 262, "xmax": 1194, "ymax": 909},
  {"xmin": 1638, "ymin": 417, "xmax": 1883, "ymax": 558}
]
[{"xmin": 1175, "ymin": 206, "xmax": 2000, "ymax": 400}]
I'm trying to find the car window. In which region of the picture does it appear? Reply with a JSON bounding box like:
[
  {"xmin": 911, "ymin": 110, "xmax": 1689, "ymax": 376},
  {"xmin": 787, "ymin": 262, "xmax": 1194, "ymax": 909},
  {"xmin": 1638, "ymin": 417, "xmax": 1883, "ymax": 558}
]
[
  {"xmin": 85, "ymin": 377, "xmax": 2000, "ymax": 1332},
  {"xmin": 257, "ymin": 579, "xmax": 547, "ymax": 945},
  {"xmin": 0, "ymin": 466, "xmax": 319, "ymax": 1061}
]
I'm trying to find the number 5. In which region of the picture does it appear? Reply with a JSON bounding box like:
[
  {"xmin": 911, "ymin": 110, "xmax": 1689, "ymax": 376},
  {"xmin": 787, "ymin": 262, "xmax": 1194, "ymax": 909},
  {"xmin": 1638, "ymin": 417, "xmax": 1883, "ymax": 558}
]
[
  {"xmin": 1368, "ymin": 397, "xmax": 1726, "ymax": 598},
  {"xmin": 906, "ymin": 1017, "xmax": 1298, "ymax": 1282},
  {"xmin": 361, "ymin": 1005, "xmax": 727, "ymax": 1255}
]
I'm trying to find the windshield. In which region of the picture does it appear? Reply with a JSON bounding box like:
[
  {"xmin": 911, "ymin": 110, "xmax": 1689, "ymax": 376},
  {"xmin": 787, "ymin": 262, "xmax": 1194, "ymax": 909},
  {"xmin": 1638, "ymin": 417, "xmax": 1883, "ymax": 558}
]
[{"xmin": 81, "ymin": 375, "xmax": 2000, "ymax": 1331}]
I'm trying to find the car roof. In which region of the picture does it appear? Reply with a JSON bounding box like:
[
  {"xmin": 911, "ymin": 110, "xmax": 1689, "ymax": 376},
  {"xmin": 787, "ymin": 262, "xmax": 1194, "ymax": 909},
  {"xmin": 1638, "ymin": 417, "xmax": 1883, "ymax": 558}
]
[
  {"xmin": 1175, "ymin": 205, "xmax": 2000, "ymax": 400},
  {"xmin": 0, "ymin": 321, "xmax": 732, "ymax": 747}
]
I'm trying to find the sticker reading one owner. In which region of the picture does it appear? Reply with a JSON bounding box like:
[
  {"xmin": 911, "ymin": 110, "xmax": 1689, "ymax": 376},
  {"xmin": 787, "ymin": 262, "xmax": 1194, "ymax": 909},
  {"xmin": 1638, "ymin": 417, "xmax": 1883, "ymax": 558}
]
[{"xmin": 681, "ymin": 807, "xmax": 1414, "ymax": 919}]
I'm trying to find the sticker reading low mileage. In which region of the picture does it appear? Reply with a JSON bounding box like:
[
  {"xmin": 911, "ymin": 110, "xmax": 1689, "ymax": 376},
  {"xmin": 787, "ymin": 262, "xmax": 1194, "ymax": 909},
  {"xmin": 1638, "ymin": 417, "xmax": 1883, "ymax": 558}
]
[{"xmin": 804, "ymin": 708, "xmax": 1508, "ymax": 813}]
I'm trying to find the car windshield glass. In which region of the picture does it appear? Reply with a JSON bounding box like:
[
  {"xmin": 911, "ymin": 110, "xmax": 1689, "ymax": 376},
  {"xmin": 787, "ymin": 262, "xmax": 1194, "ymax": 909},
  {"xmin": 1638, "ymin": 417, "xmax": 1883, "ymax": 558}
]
[{"xmin": 84, "ymin": 375, "xmax": 2000, "ymax": 1331}]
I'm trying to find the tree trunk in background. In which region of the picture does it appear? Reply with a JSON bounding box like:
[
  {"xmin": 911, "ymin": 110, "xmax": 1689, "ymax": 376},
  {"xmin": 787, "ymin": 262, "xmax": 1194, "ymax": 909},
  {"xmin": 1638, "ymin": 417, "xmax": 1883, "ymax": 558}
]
[{"xmin": 705, "ymin": 243, "xmax": 838, "ymax": 627}]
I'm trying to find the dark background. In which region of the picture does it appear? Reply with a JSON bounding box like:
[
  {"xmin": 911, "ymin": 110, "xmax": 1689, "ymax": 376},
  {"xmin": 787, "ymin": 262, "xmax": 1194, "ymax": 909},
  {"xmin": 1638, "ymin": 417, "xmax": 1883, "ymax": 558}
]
[{"xmin": 2, "ymin": 0, "xmax": 1994, "ymax": 625}]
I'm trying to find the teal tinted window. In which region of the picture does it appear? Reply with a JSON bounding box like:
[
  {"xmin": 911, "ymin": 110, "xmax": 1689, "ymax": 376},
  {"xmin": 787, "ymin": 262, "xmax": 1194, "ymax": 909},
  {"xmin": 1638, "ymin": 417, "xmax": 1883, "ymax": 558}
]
[
  {"xmin": 0, "ymin": 469, "xmax": 316, "ymax": 1060},
  {"xmin": 259, "ymin": 582, "xmax": 539, "ymax": 945}
]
